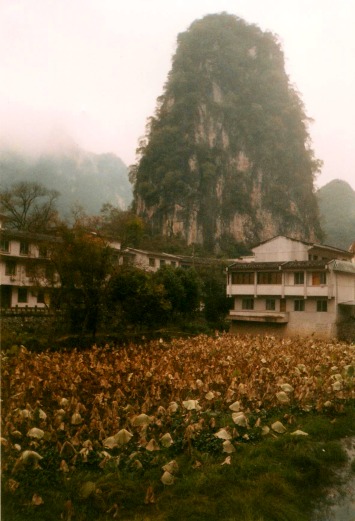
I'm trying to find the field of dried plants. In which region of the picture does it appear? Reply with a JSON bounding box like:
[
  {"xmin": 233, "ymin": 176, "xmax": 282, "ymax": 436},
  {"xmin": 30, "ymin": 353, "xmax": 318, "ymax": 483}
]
[{"xmin": 1, "ymin": 334, "xmax": 355, "ymax": 520}]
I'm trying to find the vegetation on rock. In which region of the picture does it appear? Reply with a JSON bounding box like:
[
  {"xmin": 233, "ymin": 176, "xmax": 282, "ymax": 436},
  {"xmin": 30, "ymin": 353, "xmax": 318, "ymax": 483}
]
[{"xmin": 132, "ymin": 13, "xmax": 322, "ymax": 252}]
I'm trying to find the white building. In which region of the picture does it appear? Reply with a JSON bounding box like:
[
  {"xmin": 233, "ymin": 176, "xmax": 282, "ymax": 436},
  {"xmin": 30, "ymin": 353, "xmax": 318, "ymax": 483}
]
[
  {"xmin": 227, "ymin": 236, "xmax": 355, "ymax": 339},
  {"xmin": 121, "ymin": 248, "xmax": 182, "ymax": 272},
  {"xmin": 0, "ymin": 228, "xmax": 60, "ymax": 309}
]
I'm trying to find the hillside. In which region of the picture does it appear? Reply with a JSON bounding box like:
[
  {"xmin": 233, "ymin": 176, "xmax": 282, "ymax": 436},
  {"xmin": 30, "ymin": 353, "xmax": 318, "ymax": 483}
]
[
  {"xmin": 0, "ymin": 144, "xmax": 132, "ymax": 217},
  {"xmin": 132, "ymin": 13, "xmax": 322, "ymax": 254},
  {"xmin": 317, "ymin": 179, "xmax": 355, "ymax": 249}
]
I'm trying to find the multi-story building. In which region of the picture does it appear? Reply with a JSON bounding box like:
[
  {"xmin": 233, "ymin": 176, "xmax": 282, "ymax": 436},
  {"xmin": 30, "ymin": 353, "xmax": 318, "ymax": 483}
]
[
  {"xmin": 227, "ymin": 235, "xmax": 355, "ymax": 339},
  {"xmin": 0, "ymin": 225, "xmax": 61, "ymax": 309}
]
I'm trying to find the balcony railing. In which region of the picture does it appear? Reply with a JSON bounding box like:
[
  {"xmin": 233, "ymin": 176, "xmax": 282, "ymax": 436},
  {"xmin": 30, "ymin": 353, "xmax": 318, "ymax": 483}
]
[
  {"xmin": 229, "ymin": 310, "xmax": 289, "ymax": 323},
  {"xmin": 227, "ymin": 283, "xmax": 333, "ymax": 298}
]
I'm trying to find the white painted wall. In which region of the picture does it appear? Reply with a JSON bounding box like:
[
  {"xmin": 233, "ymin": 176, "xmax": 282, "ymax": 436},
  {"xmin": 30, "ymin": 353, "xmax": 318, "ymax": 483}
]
[{"xmin": 252, "ymin": 236, "xmax": 309, "ymax": 262}]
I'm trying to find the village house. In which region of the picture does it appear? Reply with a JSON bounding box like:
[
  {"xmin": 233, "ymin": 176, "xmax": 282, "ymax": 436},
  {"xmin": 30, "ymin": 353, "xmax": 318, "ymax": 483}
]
[{"xmin": 226, "ymin": 236, "xmax": 355, "ymax": 340}]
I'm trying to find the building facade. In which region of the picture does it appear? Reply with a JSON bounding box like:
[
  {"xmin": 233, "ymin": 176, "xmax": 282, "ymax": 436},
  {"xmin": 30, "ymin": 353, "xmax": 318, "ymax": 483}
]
[
  {"xmin": 227, "ymin": 236, "xmax": 355, "ymax": 339},
  {"xmin": 0, "ymin": 226, "xmax": 61, "ymax": 309}
]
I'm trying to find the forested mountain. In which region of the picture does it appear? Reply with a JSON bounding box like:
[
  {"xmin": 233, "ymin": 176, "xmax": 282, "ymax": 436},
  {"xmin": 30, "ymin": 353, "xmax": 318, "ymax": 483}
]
[
  {"xmin": 132, "ymin": 13, "xmax": 322, "ymax": 254},
  {"xmin": 0, "ymin": 145, "xmax": 132, "ymax": 217},
  {"xmin": 317, "ymin": 180, "xmax": 355, "ymax": 249}
]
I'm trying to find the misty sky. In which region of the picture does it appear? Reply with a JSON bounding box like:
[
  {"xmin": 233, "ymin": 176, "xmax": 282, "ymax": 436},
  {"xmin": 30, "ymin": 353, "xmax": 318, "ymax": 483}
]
[{"xmin": 1, "ymin": 0, "xmax": 354, "ymax": 190}]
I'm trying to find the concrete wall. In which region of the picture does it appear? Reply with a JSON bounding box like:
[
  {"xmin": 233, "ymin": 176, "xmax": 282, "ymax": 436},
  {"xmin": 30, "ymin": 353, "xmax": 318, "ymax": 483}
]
[
  {"xmin": 231, "ymin": 296, "xmax": 338, "ymax": 339},
  {"xmin": 252, "ymin": 237, "xmax": 309, "ymax": 262}
]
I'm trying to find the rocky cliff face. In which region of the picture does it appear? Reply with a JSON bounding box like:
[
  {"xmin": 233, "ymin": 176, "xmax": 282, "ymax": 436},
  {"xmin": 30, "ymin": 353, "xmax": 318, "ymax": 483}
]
[{"xmin": 133, "ymin": 13, "xmax": 322, "ymax": 253}]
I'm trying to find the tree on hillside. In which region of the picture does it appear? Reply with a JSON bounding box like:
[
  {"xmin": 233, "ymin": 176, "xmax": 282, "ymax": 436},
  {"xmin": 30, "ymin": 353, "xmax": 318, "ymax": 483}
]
[{"xmin": 0, "ymin": 181, "xmax": 59, "ymax": 232}]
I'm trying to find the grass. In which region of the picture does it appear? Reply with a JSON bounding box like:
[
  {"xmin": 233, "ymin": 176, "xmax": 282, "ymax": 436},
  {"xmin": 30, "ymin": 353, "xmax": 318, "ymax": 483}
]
[{"xmin": 2, "ymin": 404, "xmax": 354, "ymax": 521}]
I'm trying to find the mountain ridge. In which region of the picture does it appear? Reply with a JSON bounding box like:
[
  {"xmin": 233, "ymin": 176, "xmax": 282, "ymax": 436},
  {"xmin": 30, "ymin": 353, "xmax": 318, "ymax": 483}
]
[
  {"xmin": 317, "ymin": 179, "xmax": 355, "ymax": 250},
  {"xmin": 0, "ymin": 144, "xmax": 132, "ymax": 217}
]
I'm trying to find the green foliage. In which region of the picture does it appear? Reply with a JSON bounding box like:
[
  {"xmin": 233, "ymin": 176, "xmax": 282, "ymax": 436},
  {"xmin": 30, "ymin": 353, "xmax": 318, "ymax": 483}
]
[
  {"xmin": 3, "ymin": 407, "xmax": 354, "ymax": 521},
  {"xmin": 133, "ymin": 13, "xmax": 322, "ymax": 251},
  {"xmin": 154, "ymin": 266, "xmax": 189, "ymax": 315},
  {"xmin": 99, "ymin": 203, "xmax": 146, "ymax": 248},
  {"xmin": 196, "ymin": 263, "xmax": 233, "ymax": 328},
  {"xmin": 50, "ymin": 223, "xmax": 115, "ymax": 338},
  {"xmin": 108, "ymin": 266, "xmax": 171, "ymax": 328}
]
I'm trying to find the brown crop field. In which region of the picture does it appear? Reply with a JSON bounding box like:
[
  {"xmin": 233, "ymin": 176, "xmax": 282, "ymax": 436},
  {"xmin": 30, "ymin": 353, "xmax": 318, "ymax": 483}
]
[{"xmin": 1, "ymin": 334, "xmax": 354, "ymax": 520}]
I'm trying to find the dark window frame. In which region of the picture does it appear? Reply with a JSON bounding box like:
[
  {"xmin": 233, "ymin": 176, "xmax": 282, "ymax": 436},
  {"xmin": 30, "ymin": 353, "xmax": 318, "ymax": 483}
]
[
  {"xmin": 231, "ymin": 272, "xmax": 255, "ymax": 284},
  {"xmin": 266, "ymin": 298, "xmax": 276, "ymax": 311},
  {"xmin": 257, "ymin": 271, "xmax": 282, "ymax": 284},
  {"xmin": 294, "ymin": 299, "xmax": 305, "ymax": 311},
  {"xmin": 0, "ymin": 238, "xmax": 10, "ymax": 252},
  {"xmin": 20, "ymin": 241, "xmax": 29, "ymax": 255},
  {"xmin": 18, "ymin": 287, "xmax": 28, "ymax": 303},
  {"xmin": 316, "ymin": 299, "xmax": 328, "ymax": 312},
  {"xmin": 242, "ymin": 298, "xmax": 254, "ymax": 310},
  {"xmin": 294, "ymin": 271, "xmax": 304, "ymax": 285},
  {"xmin": 5, "ymin": 260, "xmax": 16, "ymax": 276},
  {"xmin": 312, "ymin": 272, "xmax": 327, "ymax": 285}
]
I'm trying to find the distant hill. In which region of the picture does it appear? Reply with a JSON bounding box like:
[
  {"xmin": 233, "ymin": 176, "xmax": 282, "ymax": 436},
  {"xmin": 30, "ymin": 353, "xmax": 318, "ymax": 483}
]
[
  {"xmin": 317, "ymin": 180, "xmax": 355, "ymax": 249},
  {"xmin": 0, "ymin": 145, "xmax": 133, "ymax": 217}
]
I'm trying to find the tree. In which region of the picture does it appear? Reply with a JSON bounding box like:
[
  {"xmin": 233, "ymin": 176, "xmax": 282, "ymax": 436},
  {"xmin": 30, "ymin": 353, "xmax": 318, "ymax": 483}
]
[
  {"xmin": 196, "ymin": 264, "xmax": 233, "ymax": 328},
  {"xmin": 108, "ymin": 266, "xmax": 171, "ymax": 329},
  {"xmin": 0, "ymin": 181, "xmax": 59, "ymax": 231},
  {"xmin": 49, "ymin": 223, "xmax": 115, "ymax": 339},
  {"xmin": 99, "ymin": 204, "xmax": 146, "ymax": 248},
  {"xmin": 153, "ymin": 265, "xmax": 201, "ymax": 321}
]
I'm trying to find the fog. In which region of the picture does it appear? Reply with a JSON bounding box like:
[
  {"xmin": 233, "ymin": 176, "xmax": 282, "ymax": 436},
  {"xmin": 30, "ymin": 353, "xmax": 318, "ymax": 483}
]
[{"xmin": 1, "ymin": 0, "xmax": 354, "ymax": 188}]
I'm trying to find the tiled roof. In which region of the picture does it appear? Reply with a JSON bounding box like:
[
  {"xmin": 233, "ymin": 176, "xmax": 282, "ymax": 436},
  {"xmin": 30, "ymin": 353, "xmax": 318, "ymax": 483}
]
[{"xmin": 228, "ymin": 260, "xmax": 328, "ymax": 271}]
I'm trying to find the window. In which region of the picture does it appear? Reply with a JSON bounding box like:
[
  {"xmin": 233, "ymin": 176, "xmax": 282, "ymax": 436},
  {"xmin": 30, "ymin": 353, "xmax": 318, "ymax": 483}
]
[
  {"xmin": 280, "ymin": 299, "xmax": 286, "ymax": 312},
  {"xmin": 266, "ymin": 298, "xmax": 276, "ymax": 311},
  {"xmin": 37, "ymin": 290, "xmax": 45, "ymax": 304},
  {"xmin": 38, "ymin": 246, "xmax": 48, "ymax": 258},
  {"xmin": 294, "ymin": 272, "xmax": 304, "ymax": 285},
  {"xmin": 242, "ymin": 298, "xmax": 254, "ymax": 310},
  {"xmin": 294, "ymin": 299, "xmax": 305, "ymax": 311},
  {"xmin": 232, "ymin": 272, "xmax": 255, "ymax": 284},
  {"xmin": 149, "ymin": 258, "xmax": 156, "ymax": 267},
  {"xmin": 18, "ymin": 287, "xmax": 28, "ymax": 303},
  {"xmin": 257, "ymin": 272, "xmax": 282, "ymax": 284},
  {"xmin": 20, "ymin": 241, "xmax": 29, "ymax": 255},
  {"xmin": 0, "ymin": 238, "xmax": 10, "ymax": 252},
  {"xmin": 45, "ymin": 264, "xmax": 55, "ymax": 280},
  {"xmin": 171, "ymin": 261, "xmax": 177, "ymax": 267},
  {"xmin": 5, "ymin": 261, "xmax": 16, "ymax": 276},
  {"xmin": 160, "ymin": 259, "xmax": 166, "ymax": 267},
  {"xmin": 317, "ymin": 299, "xmax": 328, "ymax": 312},
  {"xmin": 312, "ymin": 272, "xmax": 327, "ymax": 285}
]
